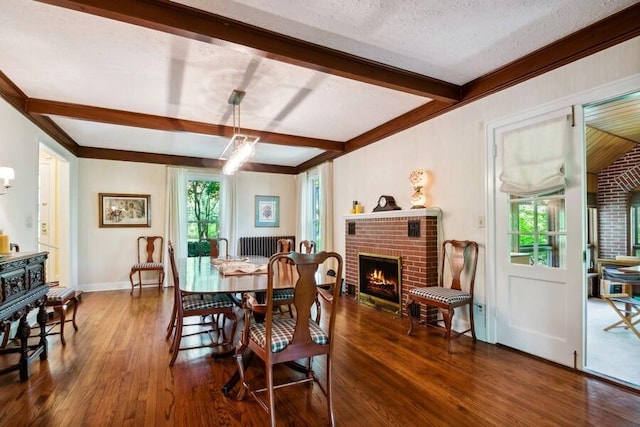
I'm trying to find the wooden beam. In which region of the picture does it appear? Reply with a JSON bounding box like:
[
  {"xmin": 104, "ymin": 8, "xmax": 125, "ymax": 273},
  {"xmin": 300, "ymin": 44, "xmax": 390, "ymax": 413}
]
[
  {"xmin": 461, "ymin": 3, "xmax": 640, "ymax": 102},
  {"xmin": 77, "ymin": 146, "xmax": 298, "ymax": 174},
  {"xmin": 27, "ymin": 99, "xmax": 344, "ymax": 152},
  {"xmin": 345, "ymin": 101, "xmax": 452, "ymax": 153},
  {"xmin": 35, "ymin": 0, "xmax": 460, "ymax": 103},
  {"xmin": 0, "ymin": 71, "xmax": 79, "ymax": 155},
  {"xmin": 344, "ymin": 3, "xmax": 640, "ymax": 155}
]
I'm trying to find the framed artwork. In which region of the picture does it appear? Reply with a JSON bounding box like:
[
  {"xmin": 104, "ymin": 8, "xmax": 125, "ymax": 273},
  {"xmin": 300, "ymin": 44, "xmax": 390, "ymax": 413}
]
[
  {"xmin": 255, "ymin": 195, "xmax": 280, "ymax": 227},
  {"xmin": 99, "ymin": 193, "xmax": 151, "ymax": 228}
]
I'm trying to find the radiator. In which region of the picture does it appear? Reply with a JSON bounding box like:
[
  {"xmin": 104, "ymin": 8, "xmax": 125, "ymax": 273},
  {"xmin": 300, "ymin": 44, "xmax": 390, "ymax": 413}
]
[{"xmin": 238, "ymin": 235, "xmax": 296, "ymax": 257}]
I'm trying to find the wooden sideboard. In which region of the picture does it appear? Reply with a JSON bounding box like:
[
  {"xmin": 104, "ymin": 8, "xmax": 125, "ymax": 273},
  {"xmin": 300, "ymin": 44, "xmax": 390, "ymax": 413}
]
[{"xmin": 0, "ymin": 251, "xmax": 49, "ymax": 381}]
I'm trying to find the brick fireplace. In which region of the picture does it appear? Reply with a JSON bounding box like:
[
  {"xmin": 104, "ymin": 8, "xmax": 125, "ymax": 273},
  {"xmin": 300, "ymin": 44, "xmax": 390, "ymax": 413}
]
[{"xmin": 344, "ymin": 209, "xmax": 440, "ymax": 317}]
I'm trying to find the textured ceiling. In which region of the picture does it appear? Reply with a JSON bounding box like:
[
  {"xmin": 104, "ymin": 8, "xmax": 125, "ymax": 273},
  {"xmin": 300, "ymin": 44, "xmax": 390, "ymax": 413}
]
[{"xmin": 0, "ymin": 0, "xmax": 638, "ymax": 173}]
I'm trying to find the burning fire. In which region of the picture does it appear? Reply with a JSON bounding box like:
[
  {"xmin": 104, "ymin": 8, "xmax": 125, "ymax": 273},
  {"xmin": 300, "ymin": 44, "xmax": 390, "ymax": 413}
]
[{"xmin": 369, "ymin": 269, "xmax": 385, "ymax": 282}]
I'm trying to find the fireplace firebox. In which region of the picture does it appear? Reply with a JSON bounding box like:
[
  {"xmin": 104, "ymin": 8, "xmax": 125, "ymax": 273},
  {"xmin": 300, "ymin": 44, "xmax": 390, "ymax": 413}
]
[{"xmin": 358, "ymin": 253, "xmax": 401, "ymax": 313}]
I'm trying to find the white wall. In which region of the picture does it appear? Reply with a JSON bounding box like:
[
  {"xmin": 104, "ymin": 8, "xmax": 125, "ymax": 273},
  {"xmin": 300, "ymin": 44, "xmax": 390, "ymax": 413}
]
[
  {"xmin": 78, "ymin": 159, "xmax": 167, "ymax": 291},
  {"xmin": 0, "ymin": 100, "xmax": 41, "ymax": 249},
  {"xmin": 235, "ymin": 171, "xmax": 296, "ymax": 238},
  {"xmin": 333, "ymin": 36, "xmax": 640, "ymax": 314}
]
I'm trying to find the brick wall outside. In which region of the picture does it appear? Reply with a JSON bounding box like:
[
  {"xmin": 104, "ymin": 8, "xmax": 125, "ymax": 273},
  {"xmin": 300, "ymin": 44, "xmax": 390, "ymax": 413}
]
[
  {"xmin": 344, "ymin": 215, "xmax": 439, "ymax": 317},
  {"xmin": 598, "ymin": 144, "xmax": 640, "ymax": 258}
]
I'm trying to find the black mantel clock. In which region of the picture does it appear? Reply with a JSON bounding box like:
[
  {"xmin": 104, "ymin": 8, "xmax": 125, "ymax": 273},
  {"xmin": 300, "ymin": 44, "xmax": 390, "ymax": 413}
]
[{"xmin": 373, "ymin": 195, "xmax": 401, "ymax": 212}]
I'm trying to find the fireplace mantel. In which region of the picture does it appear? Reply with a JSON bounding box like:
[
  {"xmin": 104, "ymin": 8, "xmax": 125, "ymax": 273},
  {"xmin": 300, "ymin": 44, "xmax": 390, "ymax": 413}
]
[{"xmin": 344, "ymin": 207, "xmax": 442, "ymax": 221}]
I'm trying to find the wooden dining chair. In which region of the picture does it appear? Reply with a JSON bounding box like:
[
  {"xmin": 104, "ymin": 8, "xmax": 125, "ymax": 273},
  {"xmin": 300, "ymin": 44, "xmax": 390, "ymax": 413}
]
[
  {"xmin": 235, "ymin": 251, "xmax": 343, "ymax": 427},
  {"xmin": 200, "ymin": 237, "xmax": 229, "ymax": 259},
  {"xmin": 406, "ymin": 239, "xmax": 479, "ymax": 353},
  {"xmin": 129, "ymin": 236, "xmax": 165, "ymax": 294},
  {"xmin": 273, "ymin": 238, "xmax": 296, "ymax": 317},
  {"xmin": 166, "ymin": 242, "xmax": 238, "ymax": 366}
]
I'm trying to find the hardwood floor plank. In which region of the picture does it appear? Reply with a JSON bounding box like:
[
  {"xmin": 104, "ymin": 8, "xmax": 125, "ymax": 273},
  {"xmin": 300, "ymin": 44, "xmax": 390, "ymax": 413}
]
[{"xmin": 0, "ymin": 289, "xmax": 637, "ymax": 426}]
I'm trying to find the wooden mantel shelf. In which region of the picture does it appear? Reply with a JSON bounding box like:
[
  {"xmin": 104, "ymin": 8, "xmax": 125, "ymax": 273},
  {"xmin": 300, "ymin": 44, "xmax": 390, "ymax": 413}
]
[{"xmin": 343, "ymin": 207, "xmax": 442, "ymax": 221}]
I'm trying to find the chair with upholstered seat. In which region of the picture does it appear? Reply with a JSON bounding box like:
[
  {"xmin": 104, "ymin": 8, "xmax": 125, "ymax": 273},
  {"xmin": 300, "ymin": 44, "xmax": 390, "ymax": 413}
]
[
  {"xmin": 235, "ymin": 251, "xmax": 343, "ymax": 427},
  {"xmin": 406, "ymin": 239, "xmax": 479, "ymax": 353},
  {"xmin": 129, "ymin": 236, "xmax": 165, "ymax": 294},
  {"xmin": 166, "ymin": 242, "xmax": 238, "ymax": 366},
  {"xmin": 43, "ymin": 284, "xmax": 79, "ymax": 345}
]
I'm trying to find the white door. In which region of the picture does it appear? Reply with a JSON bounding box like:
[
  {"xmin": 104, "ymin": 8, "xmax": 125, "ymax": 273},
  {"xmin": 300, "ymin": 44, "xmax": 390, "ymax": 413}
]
[
  {"xmin": 39, "ymin": 155, "xmax": 58, "ymax": 281},
  {"xmin": 493, "ymin": 106, "xmax": 585, "ymax": 367}
]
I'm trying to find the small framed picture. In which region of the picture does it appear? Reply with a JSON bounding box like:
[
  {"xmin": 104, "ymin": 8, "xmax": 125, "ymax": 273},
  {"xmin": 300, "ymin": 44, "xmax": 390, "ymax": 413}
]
[
  {"xmin": 255, "ymin": 195, "xmax": 280, "ymax": 227},
  {"xmin": 99, "ymin": 193, "xmax": 151, "ymax": 228}
]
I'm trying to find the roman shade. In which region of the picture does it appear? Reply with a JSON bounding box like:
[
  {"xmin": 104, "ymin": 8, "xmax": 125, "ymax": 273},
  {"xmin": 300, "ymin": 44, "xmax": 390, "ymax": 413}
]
[{"xmin": 499, "ymin": 114, "xmax": 571, "ymax": 196}]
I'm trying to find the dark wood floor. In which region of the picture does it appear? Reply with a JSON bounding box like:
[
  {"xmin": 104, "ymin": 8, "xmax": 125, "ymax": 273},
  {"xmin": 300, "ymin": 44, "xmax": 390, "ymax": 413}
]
[{"xmin": 0, "ymin": 288, "xmax": 638, "ymax": 426}]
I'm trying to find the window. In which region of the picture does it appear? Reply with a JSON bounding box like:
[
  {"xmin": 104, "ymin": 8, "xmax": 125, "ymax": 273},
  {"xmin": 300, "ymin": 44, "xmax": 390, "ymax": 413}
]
[
  {"xmin": 187, "ymin": 179, "xmax": 220, "ymax": 256},
  {"xmin": 308, "ymin": 171, "xmax": 321, "ymax": 249},
  {"xmin": 509, "ymin": 189, "xmax": 566, "ymax": 267}
]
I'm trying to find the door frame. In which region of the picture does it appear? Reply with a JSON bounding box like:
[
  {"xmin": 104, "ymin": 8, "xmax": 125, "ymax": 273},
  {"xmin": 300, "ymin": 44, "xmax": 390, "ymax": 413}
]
[
  {"xmin": 485, "ymin": 74, "xmax": 640, "ymax": 370},
  {"xmin": 39, "ymin": 140, "xmax": 77, "ymax": 291}
]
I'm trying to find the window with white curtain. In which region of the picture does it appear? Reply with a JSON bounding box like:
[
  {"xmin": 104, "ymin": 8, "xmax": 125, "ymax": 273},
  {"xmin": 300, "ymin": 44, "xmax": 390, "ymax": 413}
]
[{"xmin": 308, "ymin": 170, "xmax": 321, "ymax": 248}]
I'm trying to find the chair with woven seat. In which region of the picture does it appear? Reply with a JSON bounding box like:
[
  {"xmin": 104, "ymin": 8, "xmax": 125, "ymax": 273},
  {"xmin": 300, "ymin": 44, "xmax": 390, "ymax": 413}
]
[
  {"xmin": 129, "ymin": 236, "xmax": 165, "ymax": 294},
  {"xmin": 235, "ymin": 251, "xmax": 343, "ymax": 427},
  {"xmin": 166, "ymin": 241, "xmax": 238, "ymax": 366},
  {"xmin": 406, "ymin": 239, "xmax": 479, "ymax": 353},
  {"xmin": 43, "ymin": 284, "xmax": 79, "ymax": 345}
]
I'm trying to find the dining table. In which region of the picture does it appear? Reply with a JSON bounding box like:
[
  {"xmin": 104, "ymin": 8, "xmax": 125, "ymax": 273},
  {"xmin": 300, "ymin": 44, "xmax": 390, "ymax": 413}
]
[{"xmin": 177, "ymin": 254, "xmax": 336, "ymax": 397}]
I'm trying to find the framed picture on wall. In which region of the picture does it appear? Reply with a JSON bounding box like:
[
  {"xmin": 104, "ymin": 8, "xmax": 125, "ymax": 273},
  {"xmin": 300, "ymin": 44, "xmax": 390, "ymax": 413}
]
[
  {"xmin": 99, "ymin": 193, "xmax": 151, "ymax": 227},
  {"xmin": 255, "ymin": 195, "xmax": 280, "ymax": 227}
]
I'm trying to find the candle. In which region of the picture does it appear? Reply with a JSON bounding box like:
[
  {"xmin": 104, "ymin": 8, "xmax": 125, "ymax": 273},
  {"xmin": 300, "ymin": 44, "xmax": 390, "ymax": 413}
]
[{"xmin": 0, "ymin": 234, "xmax": 9, "ymax": 254}]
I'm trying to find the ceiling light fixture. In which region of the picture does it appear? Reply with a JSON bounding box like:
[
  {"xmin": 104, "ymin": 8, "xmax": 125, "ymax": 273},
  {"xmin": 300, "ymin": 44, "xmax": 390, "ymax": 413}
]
[
  {"xmin": 221, "ymin": 90, "xmax": 259, "ymax": 175},
  {"xmin": 0, "ymin": 167, "xmax": 14, "ymax": 195}
]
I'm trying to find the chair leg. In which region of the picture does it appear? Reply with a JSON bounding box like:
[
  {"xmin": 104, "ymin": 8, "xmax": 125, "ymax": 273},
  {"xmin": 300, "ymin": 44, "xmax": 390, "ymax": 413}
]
[
  {"xmin": 226, "ymin": 312, "xmax": 237, "ymax": 346},
  {"xmin": 267, "ymin": 364, "xmax": 276, "ymax": 427},
  {"xmin": 327, "ymin": 354, "xmax": 335, "ymax": 427},
  {"xmin": 54, "ymin": 304, "xmax": 68, "ymax": 346},
  {"xmin": 468, "ymin": 303, "xmax": 476, "ymax": 342},
  {"xmin": 234, "ymin": 350, "xmax": 248, "ymax": 401},
  {"xmin": 129, "ymin": 271, "xmax": 135, "ymax": 295},
  {"xmin": 166, "ymin": 299, "xmax": 177, "ymax": 341},
  {"xmin": 406, "ymin": 298, "xmax": 416, "ymax": 335},
  {"xmin": 441, "ymin": 307, "xmax": 453, "ymax": 354},
  {"xmin": 169, "ymin": 315, "xmax": 184, "ymax": 366}
]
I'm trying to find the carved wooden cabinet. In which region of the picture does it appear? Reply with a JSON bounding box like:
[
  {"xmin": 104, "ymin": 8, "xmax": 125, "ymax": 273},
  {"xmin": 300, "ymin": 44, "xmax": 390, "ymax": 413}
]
[{"xmin": 0, "ymin": 251, "xmax": 48, "ymax": 381}]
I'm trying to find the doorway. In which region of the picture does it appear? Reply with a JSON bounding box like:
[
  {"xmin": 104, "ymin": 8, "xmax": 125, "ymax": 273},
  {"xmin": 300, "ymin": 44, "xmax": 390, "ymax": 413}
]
[
  {"xmin": 583, "ymin": 90, "xmax": 640, "ymax": 387},
  {"xmin": 38, "ymin": 145, "xmax": 71, "ymax": 288}
]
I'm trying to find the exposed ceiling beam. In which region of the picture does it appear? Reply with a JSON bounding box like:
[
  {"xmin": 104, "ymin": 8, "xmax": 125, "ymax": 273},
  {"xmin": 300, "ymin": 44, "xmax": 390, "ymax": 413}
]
[
  {"xmin": 78, "ymin": 146, "xmax": 299, "ymax": 174},
  {"xmin": 461, "ymin": 2, "xmax": 640, "ymax": 102},
  {"xmin": 35, "ymin": 0, "xmax": 460, "ymax": 103},
  {"xmin": 26, "ymin": 99, "xmax": 344, "ymax": 152},
  {"xmin": 345, "ymin": 3, "xmax": 640, "ymax": 155},
  {"xmin": 0, "ymin": 70, "xmax": 79, "ymax": 155}
]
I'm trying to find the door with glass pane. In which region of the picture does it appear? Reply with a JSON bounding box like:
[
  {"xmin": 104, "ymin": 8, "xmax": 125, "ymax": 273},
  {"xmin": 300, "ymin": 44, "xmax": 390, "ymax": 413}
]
[{"xmin": 494, "ymin": 107, "xmax": 584, "ymax": 367}]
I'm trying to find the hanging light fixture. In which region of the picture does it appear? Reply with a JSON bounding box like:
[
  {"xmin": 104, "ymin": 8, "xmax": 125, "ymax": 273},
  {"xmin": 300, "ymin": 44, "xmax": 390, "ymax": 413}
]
[{"xmin": 221, "ymin": 90, "xmax": 259, "ymax": 175}]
